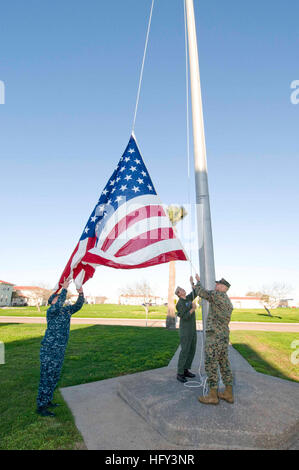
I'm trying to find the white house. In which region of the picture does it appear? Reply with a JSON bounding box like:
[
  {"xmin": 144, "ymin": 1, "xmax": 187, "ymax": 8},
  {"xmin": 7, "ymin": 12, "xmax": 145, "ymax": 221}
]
[
  {"xmin": 85, "ymin": 295, "xmax": 107, "ymax": 305},
  {"xmin": 229, "ymin": 297, "xmax": 262, "ymax": 309},
  {"xmin": 12, "ymin": 286, "xmax": 50, "ymax": 307},
  {"xmin": 68, "ymin": 294, "xmax": 106, "ymax": 304},
  {"xmin": 0, "ymin": 280, "xmax": 14, "ymax": 306},
  {"xmin": 119, "ymin": 294, "xmax": 165, "ymax": 306}
]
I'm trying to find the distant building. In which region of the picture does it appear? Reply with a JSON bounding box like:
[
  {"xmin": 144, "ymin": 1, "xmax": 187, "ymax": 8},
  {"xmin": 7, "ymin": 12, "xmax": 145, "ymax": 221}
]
[
  {"xmin": 0, "ymin": 280, "xmax": 14, "ymax": 306},
  {"xmin": 12, "ymin": 286, "xmax": 50, "ymax": 307},
  {"xmin": 70, "ymin": 294, "xmax": 107, "ymax": 304},
  {"xmin": 119, "ymin": 294, "xmax": 165, "ymax": 306},
  {"xmin": 86, "ymin": 296, "xmax": 107, "ymax": 304},
  {"xmin": 229, "ymin": 297, "xmax": 262, "ymax": 309},
  {"xmin": 277, "ymin": 299, "xmax": 296, "ymax": 308},
  {"xmin": 230, "ymin": 297, "xmax": 298, "ymax": 309}
]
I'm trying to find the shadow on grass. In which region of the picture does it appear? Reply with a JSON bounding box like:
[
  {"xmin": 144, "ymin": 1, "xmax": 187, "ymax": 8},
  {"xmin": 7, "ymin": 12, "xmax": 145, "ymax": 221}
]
[
  {"xmin": 232, "ymin": 343, "xmax": 297, "ymax": 383},
  {"xmin": 257, "ymin": 314, "xmax": 282, "ymax": 319},
  {"xmin": 2, "ymin": 324, "xmax": 179, "ymax": 389},
  {"xmin": 0, "ymin": 324, "xmax": 179, "ymax": 449}
]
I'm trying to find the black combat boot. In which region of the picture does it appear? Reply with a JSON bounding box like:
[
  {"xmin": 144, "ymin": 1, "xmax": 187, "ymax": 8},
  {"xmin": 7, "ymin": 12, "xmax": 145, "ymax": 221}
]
[
  {"xmin": 177, "ymin": 373, "xmax": 188, "ymax": 383},
  {"xmin": 47, "ymin": 401, "xmax": 61, "ymax": 408},
  {"xmin": 36, "ymin": 406, "xmax": 55, "ymax": 417},
  {"xmin": 184, "ymin": 369, "xmax": 196, "ymax": 378}
]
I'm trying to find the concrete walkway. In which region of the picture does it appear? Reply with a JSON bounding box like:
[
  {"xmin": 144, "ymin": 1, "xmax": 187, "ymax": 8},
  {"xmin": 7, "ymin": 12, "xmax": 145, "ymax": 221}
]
[
  {"xmin": 61, "ymin": 331, "xmax": 299, "ymax": 450},
  {"xmin": 1, "ymin": 316, "xmax": 299, "ymax": 332}
]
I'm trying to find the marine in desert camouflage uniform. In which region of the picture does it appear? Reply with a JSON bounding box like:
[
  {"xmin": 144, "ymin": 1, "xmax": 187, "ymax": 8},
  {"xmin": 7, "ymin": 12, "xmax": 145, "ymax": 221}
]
[{"xmin": 192, "ymin": 274, "xmax": 234, "ymax": 405}]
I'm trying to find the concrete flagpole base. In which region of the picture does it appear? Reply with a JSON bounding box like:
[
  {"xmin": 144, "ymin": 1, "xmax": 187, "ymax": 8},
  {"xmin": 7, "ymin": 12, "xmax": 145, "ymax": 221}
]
[{"xmin": 61, "ymin": 331, "xmax": 299, "ymax": 450}]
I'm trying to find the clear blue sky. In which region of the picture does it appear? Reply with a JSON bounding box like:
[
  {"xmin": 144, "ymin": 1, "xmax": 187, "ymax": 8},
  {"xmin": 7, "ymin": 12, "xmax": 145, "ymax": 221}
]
[{"xmin": 1, "ymin": 0, "xmax": 298, "ymax": 301}]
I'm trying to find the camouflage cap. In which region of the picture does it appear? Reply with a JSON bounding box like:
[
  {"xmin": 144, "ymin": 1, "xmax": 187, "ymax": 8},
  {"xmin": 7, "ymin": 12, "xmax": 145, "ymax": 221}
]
[{"xmin": 216, "ymin": 278, "xmax": 231, "ymax": 289}]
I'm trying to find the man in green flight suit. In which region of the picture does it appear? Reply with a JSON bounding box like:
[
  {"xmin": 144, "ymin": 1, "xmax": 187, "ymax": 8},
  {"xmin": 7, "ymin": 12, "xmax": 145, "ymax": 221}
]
[
  {"xmin": 175, "ymin": 282, "xmax": 198, "ymax": 383},
  {"xmin": 191, "ymin": 273, "xmax": 234, "ymax": 405}
]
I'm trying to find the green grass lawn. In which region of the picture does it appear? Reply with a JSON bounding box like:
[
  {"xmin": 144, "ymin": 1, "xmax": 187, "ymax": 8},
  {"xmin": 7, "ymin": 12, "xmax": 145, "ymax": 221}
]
[
  {"xmin": 0, "ymin": 323, "xmax": 179, "ymax": 450},
  {"xmin": 230, "ymin": 331, "xmax": 299, "ymax": 382},
  {"xmin": 1, "ymin": 323, "xmax": 298, "ymax": 450},
  {"xmin": 0, "ymin": 304, "xmax": 168, "ymax": 319},
  {"xmin": 230, "ymin": 308, "xmax": 299, "ymax": 323},
  {"xmin": 1, "ymin": 304, "xmax": 299, "ymax": 323}
]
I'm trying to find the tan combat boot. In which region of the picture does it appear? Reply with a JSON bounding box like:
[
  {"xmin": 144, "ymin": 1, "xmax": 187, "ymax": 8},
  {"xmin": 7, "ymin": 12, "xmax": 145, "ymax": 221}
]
[
  {"xmin": 218, "ymin": 385, "xmax": 234, "ymax": 403},
  {"xmin": 198, "ymin": 388, "xmax": 219, "ymax": 405}
]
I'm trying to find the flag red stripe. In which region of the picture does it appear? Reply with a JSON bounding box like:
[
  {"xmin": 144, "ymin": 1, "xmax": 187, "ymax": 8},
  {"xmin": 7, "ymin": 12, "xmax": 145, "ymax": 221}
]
[
  {"xmin": 101, "ymin": 205, "xmax": 166, "ymax": 252},
  {"xmin": 57, "ymin": 236, "xmax": 97, "ymax": 289},
  {"xmin": 86, "ymin": 236, "xmax": 97, "ymax": 251},
  {"xmin": 73, "ymin": 262, "xmax": 95, "ymax": 284},
  {"xmin": 79, "ymin": 236, "xmax": 98, "ymax": 264},
  {"xmin": 82, "ymin": 249, "xmax": 187, "ymax": 270},
  {"xmin": 114, "ymin": 227, "xmax": 175, "ymax": 258},
  {"xmin": 57, "ymin": 241, "xmax": 80, "ymax": 285}
]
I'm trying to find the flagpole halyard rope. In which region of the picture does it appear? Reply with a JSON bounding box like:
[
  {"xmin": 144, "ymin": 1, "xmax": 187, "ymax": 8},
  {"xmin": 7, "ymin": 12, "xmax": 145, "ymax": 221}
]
[{"xmin": 132, "ymin": 0, "xmax": 155, "ymax": 134}]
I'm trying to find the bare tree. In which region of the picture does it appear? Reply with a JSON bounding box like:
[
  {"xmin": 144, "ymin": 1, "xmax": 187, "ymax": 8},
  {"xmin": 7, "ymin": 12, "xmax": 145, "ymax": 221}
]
[
  {"xmin": 119, "ymin": 280, "xmax": 155, "ymax": 325},
  {"xmin": 247, "ymin": 283, "xmax": 293, "ymax": 316},
  {"xmin": 135, "ymin": 280, "xmax": 153, "ymax": 304},
  {"xmin": 120, "ymin": 280, "xmax": 154, "ymax": 304},
  {"xmin": 29, "ymin": 287, "xmax": 52, "ymax": 312}
]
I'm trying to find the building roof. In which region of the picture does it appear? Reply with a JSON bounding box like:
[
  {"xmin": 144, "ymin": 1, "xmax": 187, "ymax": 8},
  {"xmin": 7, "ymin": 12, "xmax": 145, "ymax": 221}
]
[
  {"xmin": 119, "ymin": 294, "xmax": 162, "ymax": 299},
  {"xmin": 230, "ymin": 297, "xmax": 261, "ymax": 300},
  {"xmin": 0, "ymin": 280, "xmax": 14, "ymax": 286},
  {"xmin": 13, "ymin": 286, "xmax": 49, "ymax": 291}
]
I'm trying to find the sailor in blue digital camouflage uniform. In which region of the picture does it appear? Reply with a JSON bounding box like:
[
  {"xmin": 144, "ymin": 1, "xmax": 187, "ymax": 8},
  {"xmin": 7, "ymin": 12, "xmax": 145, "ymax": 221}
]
[{"xmin": 36, "ymin": 279, "xmax": 85, "ymax": 417}]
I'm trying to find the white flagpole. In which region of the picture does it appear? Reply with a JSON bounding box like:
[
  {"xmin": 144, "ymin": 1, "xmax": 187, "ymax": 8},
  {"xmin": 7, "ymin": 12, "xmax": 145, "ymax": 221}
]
[{"xmin": 185, "ymin": 0, "xmax": 216, "ymax": 341}]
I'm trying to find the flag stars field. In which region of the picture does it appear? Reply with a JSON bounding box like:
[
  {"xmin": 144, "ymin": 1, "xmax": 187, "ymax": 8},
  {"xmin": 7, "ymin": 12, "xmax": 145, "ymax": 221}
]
[{"xmin": 132, "ymin": 186, "xmax": 140, "ymax": 193}]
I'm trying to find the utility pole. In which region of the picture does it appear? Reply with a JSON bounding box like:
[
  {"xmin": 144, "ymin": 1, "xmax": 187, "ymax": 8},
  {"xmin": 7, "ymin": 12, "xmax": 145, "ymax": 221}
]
[{"xmin": 185, "ymin": 0, "xmax": 216, "ymax": 340}]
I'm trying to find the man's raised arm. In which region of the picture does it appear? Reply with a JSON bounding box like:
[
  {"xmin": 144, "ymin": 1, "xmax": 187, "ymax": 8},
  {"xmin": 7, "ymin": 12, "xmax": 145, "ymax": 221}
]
[
  {"xmin": 68, "ymin": 288, "xmax": 85, "ymax": 316},
  {"xmin": 193, "ymin": 274, "xmax": 229, "ymax": 313}
]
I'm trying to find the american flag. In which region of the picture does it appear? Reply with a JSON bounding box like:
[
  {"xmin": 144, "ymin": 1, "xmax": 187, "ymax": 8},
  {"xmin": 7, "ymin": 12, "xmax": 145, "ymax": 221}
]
[{"xmin": 57, "ymin": 133, "xmax": 188, "ymax": 289}]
